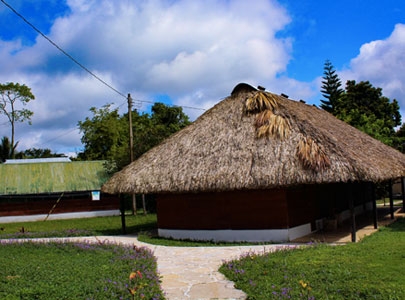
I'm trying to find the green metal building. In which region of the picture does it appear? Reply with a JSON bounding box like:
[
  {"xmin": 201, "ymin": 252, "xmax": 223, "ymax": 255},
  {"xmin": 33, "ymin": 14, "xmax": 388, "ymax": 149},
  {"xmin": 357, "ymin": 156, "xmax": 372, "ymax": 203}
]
[{"xmin": 0, "ymin": 158, "xmax": 119, "ymax": 219}]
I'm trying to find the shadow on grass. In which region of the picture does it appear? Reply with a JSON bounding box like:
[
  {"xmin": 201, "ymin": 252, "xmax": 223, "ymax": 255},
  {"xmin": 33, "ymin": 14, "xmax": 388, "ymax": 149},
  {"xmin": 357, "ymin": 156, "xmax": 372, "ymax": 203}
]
[
  {"xmin": 136, "ymin": 230, "xmax": 272, "ymax": 247},
  {"xmin": 384, "ymin": 216, "xmax": 405, "ymax": 232},
  {"xmin": 96, "ymin": 221, "xmax": 158, "ymax": 236},
  {"xmin": 0, "ymin": 214, "xmax": 159, "ymax": 239}
]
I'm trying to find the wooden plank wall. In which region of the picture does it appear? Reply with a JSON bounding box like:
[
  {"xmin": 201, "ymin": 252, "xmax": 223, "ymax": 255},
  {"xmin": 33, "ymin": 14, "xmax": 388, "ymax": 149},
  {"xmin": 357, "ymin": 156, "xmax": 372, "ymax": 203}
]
[
  {"xmin": 0, "ymin": 195, "xmax": 119, "ymax": 216},
  {"xmin": 157, "ymin": 183, "xmax": 374, "ymax": 231},
  {"xmin": 157, "ymin": 189, "xmax": 289, "ymax": 230}
]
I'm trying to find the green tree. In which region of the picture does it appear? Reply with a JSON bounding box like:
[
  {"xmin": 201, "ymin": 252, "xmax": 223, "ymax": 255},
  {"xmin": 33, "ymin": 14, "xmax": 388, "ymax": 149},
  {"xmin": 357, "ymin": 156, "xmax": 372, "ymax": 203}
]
[
  {"xmin": 77, "ymin": 104, "xmax": 128, "ymax": 163},
  {"xmin": 20, "ymin": 148, "xmax": 66, "ymax": 159},
  {"xmin": 335, "ymin": 80, "xmax": 401, "ymax": 145},
  {"xmin": 393, "ymin": 123, "xmax": 405, "ymax": 153},
  {"xmin": 77, "ymin": 102, "xmax": 189, "ymax": 214},
  {"xmin": 320, "ymin": 60, "xmax": 344, "ymax": 114},
  {"xmin": 131, "ymin": 103, "xmax": 191, "ymax": 159},
  {"xmin": 151, "ymin": 103, "xmax": 190, "ymax": 130},
  {"xmin": 0, "ymin": 82, "xmax": 35, "ymax": 157},
  {"xmin": 77, "ymin": 102, "xmax": 191, "ymax": 171}
]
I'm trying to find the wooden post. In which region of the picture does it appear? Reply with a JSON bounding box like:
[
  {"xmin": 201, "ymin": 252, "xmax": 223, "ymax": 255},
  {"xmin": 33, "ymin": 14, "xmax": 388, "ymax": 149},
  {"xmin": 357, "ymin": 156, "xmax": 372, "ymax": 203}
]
[
  {"xmin": 120, "ymin": 194, "xmax": 126, "ymax": 234},
  {"xmin": 388, "ymin": 180, "xmax": 394, "ymax": 219},
  {"xmin": 132, "ymin": 194, "xmax": 137, "ymax": 216},
  {"xmin": 401, "ymin": 177, "xmax": 405, "ymax": 213},
  {"xmin": 372, "ymin": 183, "xmax": 378, "ymax": 229},
  {"xmin": 349, "ymin": 185, "xmax": 356, "ymax": 242},
  {"xmin": 142, "ymin": 194, "xmax": 147, "ymax": 215},
  {"xmin": 128, "ymin": 94, "xmax": 137, "ymax": 216}
]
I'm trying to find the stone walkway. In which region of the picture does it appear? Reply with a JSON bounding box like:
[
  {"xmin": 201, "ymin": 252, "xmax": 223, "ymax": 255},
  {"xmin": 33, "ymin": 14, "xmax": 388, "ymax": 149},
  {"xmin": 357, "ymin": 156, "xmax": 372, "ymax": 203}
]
[{"xmin": 68, "ymin": 235, "xmax": 298, "ymax": 299}]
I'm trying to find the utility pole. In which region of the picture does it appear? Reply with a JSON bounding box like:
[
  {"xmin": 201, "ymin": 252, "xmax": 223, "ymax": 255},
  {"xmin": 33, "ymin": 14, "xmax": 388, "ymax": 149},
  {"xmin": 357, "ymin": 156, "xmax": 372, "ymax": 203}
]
[
  {"xmin": 401, "ymin": 177, "xmax": 405, "ymax": 213},
  {"xmin": 128, "ymin": 93, "xmax": 134, "ymax": 162},
  {"xmin": 128, "ymin": 94, "xmax": 136, "ymax": 215},
  {"xmin": 128, "ymin": 94, "xmax": 147, "ymax": 215}
]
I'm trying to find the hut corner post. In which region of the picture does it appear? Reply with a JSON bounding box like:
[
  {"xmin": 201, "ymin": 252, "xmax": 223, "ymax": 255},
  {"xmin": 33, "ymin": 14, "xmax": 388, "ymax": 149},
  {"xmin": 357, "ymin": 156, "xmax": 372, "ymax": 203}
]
[
  {"xmin": 349, "ymin": 185, "xmax": 356, "ymax": 242},
  {"xmin": 401, "ymin": 177, "xmax": 405, "ymax": 213},
  {"xmin": 388, "ymin": 180, "xmax": 394, "ymax": 220},
  {"xmin": 372, "ymin": 183, "xmax": 378, "ymax": 229},
  {"xmin": 120, "ymin": 194, "xmax": 127, "ymax": 234}
]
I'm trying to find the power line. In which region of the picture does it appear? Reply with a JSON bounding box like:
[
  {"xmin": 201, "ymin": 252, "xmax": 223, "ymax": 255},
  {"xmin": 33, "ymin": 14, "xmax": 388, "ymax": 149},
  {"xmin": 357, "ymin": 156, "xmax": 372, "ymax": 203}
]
[
  {"xmin": 1, "ymin": 0, "xmax": 207, "ymax": 149},
  {"xmin": 41, "ymin": 127, "xmax": 79, "ymax": 146},
  {"xmin": 1, "ymin": 0, "xmax": 207, "ymax": 112},
  {"xmin": 116, "ymin": 98, "xmax": 206, "ymax": 111},
  {"xmin": 1, "ymin": 0, "xmax": 127, "ymax": 99}
]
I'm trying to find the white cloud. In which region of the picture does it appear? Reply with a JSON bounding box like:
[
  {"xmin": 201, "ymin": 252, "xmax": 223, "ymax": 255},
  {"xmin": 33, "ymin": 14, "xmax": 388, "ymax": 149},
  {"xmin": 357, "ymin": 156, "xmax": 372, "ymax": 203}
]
[
  {"xmin": 51, "ymin": 0, "xmax": 293, "ymax": 95},
  {"xmin": 341, "ymin": 23, "xmax": 405, "ymax": 114},
  {"xmin": 1, "ymin": 0, "xmax": 319, "ymax": 155}
]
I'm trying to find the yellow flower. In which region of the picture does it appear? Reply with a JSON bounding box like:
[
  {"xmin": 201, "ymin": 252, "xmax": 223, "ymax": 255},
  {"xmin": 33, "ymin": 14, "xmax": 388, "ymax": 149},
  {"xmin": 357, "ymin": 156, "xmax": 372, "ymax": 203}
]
[
  {"xmin": 299, "ymin": 280, "xmax": 308, "ymax": 289},
  {"xmin": 129, "ymin": 270, "xmax": 143, "ymax": 280},
  {"xmin": 129, "ymin": 272, "xmax": 137, "ymax": 280}
]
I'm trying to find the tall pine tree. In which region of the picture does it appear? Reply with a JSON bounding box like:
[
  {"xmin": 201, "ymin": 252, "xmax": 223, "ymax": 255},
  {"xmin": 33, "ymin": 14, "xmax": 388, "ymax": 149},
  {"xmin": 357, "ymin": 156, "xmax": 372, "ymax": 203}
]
[{"xmin": 320, "ymin": 60, "xmax": 343, "ymax": 114}]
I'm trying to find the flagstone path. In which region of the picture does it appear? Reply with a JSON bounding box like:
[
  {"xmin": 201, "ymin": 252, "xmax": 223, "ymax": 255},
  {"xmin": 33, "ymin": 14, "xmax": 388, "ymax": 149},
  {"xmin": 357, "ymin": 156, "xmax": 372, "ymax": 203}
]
[{"xmin": 69, "ymin": 235, "xmax": 298, "ymax": 299}]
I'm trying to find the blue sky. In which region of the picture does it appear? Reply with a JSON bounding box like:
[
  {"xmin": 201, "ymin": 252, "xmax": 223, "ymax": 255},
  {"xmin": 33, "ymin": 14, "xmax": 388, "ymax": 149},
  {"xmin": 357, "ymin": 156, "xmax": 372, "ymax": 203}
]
[
  {"xmin": 278, "ymin": 0, "xmax": 405, "ymax": 81},
  {"xmin": 0, "ymin": 0, "xmax": 404, "ymax": 156}
]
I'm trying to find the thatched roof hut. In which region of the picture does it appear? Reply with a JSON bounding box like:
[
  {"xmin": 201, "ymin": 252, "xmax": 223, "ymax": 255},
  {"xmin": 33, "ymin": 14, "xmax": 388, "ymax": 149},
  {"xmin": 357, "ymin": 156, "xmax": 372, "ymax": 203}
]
[
  {"xmin": 102, "ymin": 83, "xmax": 405, "ymax": 242},
  {"xmin": 103, "ymin": 83, "xmax": 405, "ymax": 195}
]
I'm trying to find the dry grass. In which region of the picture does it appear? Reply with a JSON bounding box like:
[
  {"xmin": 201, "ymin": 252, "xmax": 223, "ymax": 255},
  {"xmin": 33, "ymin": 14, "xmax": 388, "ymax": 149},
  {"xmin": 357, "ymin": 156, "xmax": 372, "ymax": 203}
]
[
  {"xmin": 256, "ymin": 113, "xmax": 291, "ymax": 140},
  {"xmin": 296, "ymin": 136, "xmax": 331, "ymax": 171},
  {"xmin": 253, "ymin": 109, "xmax": 274, "ymax": 128},
  {"xmin": 246, "ymin": 91, "xmax": 291, "ymax": 140},
  {"xmin": 245, "ymin": 91, "xmax": 279, "ymax": 114}
]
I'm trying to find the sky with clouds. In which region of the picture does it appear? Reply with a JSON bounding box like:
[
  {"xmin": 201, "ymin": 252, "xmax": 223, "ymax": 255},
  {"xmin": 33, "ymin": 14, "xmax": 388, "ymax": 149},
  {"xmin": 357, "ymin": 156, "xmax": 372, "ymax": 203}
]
[{"xmin": 0, "ymin": 0, "xmax": 404, "ymax": 156}]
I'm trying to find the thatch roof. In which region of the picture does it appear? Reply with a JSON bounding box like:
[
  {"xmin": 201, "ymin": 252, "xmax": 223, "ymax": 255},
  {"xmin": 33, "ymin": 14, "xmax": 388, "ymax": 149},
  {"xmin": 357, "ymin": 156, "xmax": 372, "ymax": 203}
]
[
  {"xmin": 0, "ymin": 160, "xmax": 109, "ymax": 195},
  {"xmin": 102, "ymin": 83, "xmax": 405, "ymax": 194}
]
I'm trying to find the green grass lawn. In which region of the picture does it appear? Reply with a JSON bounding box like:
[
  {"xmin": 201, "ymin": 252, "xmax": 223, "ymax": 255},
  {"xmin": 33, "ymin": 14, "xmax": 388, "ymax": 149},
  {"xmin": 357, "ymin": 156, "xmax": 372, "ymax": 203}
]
[
  {"xmin": 0, "ymin": 214, "xmax": 164, "ymax": 299},
  {"xmin": 0, "ymin": 214, "xmax": 157, "ymax": 238},
  {"xmin": 137, "ymin": 231, "xmax": 265, "ymax": 247},
  {"xmin": 0, "ymin": 240, "xmax": 164, "ymax": 299},
  {"xmin": 219, "ymin": 217, "xmax": 405, "ymax": 300}
]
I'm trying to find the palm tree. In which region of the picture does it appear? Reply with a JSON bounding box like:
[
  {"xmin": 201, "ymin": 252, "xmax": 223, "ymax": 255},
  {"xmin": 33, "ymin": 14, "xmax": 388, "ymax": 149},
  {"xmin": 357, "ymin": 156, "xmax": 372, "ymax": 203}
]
[{"xmin": 0, "ymin": 136, "xmax": 18, "ymax": 163}]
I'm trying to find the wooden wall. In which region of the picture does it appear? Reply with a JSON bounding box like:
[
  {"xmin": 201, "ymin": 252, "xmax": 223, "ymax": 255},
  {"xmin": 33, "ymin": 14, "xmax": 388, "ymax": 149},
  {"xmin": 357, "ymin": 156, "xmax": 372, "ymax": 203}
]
[
  {"xmin": 157, "ymin": 189, "xmax": 289, "ymax": 230},
  {"xmin": 157, "ymin": 182, "xmax": 374, "ymax": 231},
  {"xmin": 0, "ymin": 194, "xmax": 119, "ymax": 217}
]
